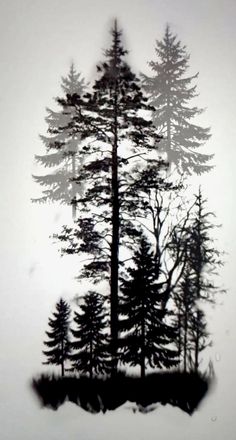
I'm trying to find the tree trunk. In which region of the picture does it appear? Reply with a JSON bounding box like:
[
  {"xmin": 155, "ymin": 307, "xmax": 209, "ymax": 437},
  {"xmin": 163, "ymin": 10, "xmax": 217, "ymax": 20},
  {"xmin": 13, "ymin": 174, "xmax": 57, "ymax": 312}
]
[
  {"xmin": 140, "ymin": 294, "xmax": 146, "ymax": 380},
  {"xmin": 194, "ymin": 311, "xmax": 200, "ymax": 372},
  {"xmin": 166, "ymin": 64, "xmax": 172, "ymax": 166},
  {"xmin": 89, "ymin": 341, "xmax": 93, "ymax": 380},
  {"xmin": 194, "ymin": 194, "xmax": 202, "ymax": 372},
  {"xmin": 141, "ymin": 358, "xmax": 145, "ymax": 381},
  {"xmin": 177, "ymin": 307, "xmax": 182, "ymax": 371},
  {"xmin": 61, "ymin": 361, "xmax": 64, "ymax": 377},
  {"xmin": 72, "ymin": 152, "xmax": 77, "ymax": 220},
  {"xmin": 61, "ymin": 339, "xmax": 65, "ymax": 377},
  {"xmin": 110, "ymin": 37, "xmax": 119, "ymax": 375},
  {"xmin": 140, "ymin": 332, "xmax": 146, "ymax": 380},
  {"xmin": 183, "ymin": 308, "xmax": 188, "ymax": 373}
]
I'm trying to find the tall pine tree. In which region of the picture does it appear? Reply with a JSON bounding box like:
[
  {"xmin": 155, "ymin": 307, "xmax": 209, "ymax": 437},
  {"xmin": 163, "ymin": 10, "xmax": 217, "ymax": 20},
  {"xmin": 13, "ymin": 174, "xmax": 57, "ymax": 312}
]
[
  {"xmin": 56, "ymin": 20, "xmax": 163, "ymax": 372},
  {"xmin": 32, "ymin": 63, "xmax": 87, "ymax": 218},
  {"xmin": 142, "ymin": 25, "xmax": 212, "ymax": 175},
  {"xmin": 43, "ymin": 298, "xmax": 71, "ymax": 376}
]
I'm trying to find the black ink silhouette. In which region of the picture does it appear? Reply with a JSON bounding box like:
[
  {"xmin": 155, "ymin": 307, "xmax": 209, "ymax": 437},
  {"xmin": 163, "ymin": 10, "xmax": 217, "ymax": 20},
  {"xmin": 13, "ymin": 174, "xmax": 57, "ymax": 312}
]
[
  {"xmin": 55, "ymin": 20, "xmax": 163, "ymax": 374},
  {"xmin": 70, "ymin": 291, "xmax": 110, "ymax": 378},
  {"xmin": 173, "ymin": 188, "xmax": 224, "ymax": 371},
  {"xmin": 119, "ymin": 235, "xmax": 178, "ymax": 379},
  {"xmin": 32, "ymin": 370, "xmax": 211, "ymax": 414},
  {"xmin": 142, "ymin": 25, "xmax": 212, "ymax": 175},
  {"xmin": 31, "ymin": 20, "xmax": 225, "ymax": 415},
  {"xmin": 125, "ymin": 170, "xmax": 195, "ymax": 315},
  {"xmin": 43, "ymin": 298, "xmax": 71, "ymax": 376}
]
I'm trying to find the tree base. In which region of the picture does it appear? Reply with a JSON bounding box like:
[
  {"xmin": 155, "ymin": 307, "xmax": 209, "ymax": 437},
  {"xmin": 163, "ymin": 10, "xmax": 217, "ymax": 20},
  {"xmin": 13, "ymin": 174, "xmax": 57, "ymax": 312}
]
[{"xmin": 32, "ymin": 370, "xmax": 212, "ymax": 415}]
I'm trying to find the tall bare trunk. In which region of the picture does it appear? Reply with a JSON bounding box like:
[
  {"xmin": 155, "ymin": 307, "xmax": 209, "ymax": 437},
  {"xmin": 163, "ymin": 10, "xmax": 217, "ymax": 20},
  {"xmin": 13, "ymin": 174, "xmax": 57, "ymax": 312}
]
[
  {"xmin": 141, "ymin": 295, "xmax": 146, "ymax": 380},
  {"xmin": 194, "ymin": 310, "xmax": 200, "ymax": 372},
  {"xmin": 183, "ymin": 308, "xmax": 188, "ymax": 373},
  {"xmin": 72, "ymin": 153, "xmax": 77, "ymax": 220},
  {"xmin": 110, "ymin": 25, "xmax": 119, "ymax": 374},
  {"xmin": 89, "ymin": 341, "xmax": 93, "ymax": 380},
  {"xmin": 61, "ymin": 339, "xmax": 65, "ymax": 377}
]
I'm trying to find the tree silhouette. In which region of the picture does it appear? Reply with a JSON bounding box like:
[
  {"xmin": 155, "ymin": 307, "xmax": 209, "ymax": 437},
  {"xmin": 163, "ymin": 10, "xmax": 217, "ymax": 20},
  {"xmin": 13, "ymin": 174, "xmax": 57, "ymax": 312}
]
[
  {"xmin": 43, "ymin": 298, "xmax": 71, "ymax": 376},
  {"xmin": 128, "ymin": 175, "xmax": 193, "ymax": 310},
  {"xmin": 188, "ymin": 308, "xmax": 210, "ymax": 372},
  {"xmin": 119, "ymin": 235, "xmax": 178, "ymax": 379},
  {"xmin": 32, "ymin": 63, "xmax": 87, "ymax": 218},
  {"xmin": 142, "ymin": 25, "xmax": 212, "ymax": 175},
  {"xmin": 174, "ymin": 270, "xmax": 196, "ymax": 372},
  {"xmin": 186, "ymin": 189, "xmax": 222, "ymax": 370},
  {"xmin": 55, "ymin": 20, "xmax": 163, "ymax": 373},
  {"xmin": 70, "ymin": 291, "xmax": 110, "ymax": 379},
  {"xmin": 173, "ymin": 188, "xmax": 223, "ymax": 371},
  {"xmin": 30, "ymin": 21, "xmax": 226, "ymax": 414}
]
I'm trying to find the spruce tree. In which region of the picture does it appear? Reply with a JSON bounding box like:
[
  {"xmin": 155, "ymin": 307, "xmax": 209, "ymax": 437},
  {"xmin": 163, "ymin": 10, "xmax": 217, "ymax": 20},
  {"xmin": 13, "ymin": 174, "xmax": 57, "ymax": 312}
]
[
  {"xmin": 119, "ymin": 236, "xmax": 178, "ymax": 379},
  {"xmin": 70, "ymin": 291, "xmax": 109, "ymax": 378},
  {"xmin": 32, "ymin": 63, "xmax": 87, "ymax": 218},
  {"xmin": 43, "ymin": 298, "xmax": 71, "ymax": 376},
  {"xmin": 142, "ymin": 25, "xmax": 212, "ymax": 175},
  {"xmin": 56, "ymin": 20, "xmax": 162, "ymax": 372}
]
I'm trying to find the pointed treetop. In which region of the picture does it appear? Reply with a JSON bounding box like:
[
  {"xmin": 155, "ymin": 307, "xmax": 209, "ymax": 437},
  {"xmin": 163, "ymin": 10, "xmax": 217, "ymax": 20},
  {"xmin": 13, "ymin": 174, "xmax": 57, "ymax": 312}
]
[
  {"xmin": 165, "ymin": 23, "xmax": 171, "ymax": 39},
  {"xmin": 61, "ymin": 63, "xmax": 87, "ymax": 96},
  {"xmin": 111, "ymin": 18, "xmax": 120, "ymax": 39},
  {"xmin": 104, "ymin": 18, "xmax": 128, "ymax": 63}
]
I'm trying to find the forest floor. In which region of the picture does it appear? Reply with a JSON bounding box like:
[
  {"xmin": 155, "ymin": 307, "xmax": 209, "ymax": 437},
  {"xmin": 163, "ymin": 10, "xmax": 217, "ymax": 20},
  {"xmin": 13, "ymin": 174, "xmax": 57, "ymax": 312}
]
[{"xmin": 32, "ymin": 370, "xmax": 212, "ymax": 415}]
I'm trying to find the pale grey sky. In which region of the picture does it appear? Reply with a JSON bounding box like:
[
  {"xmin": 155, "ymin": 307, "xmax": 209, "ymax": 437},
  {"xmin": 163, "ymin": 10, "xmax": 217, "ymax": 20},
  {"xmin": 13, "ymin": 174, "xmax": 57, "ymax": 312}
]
[{"xmin": 0, "ymin": 0, "xmax": 235, "ymax": 438}]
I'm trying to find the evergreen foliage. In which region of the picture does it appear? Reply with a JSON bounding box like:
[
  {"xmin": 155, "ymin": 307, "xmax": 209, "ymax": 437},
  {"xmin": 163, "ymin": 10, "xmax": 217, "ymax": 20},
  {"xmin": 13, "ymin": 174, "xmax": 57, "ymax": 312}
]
[
  {"xmin": 34, "ymin": 21, "xmax": 225, "ymax": 393},
  {"xmin": 32, "ymin": 63, "xmax": 87, "ymax": 218},
  {"xmin": 119, "ymin": 235, "xmax": 179, "ymax": 378},
  {"xmin": 55, "ymin": 21, "xmax": 163, "ymax": 371},
  {"xmin": 70, "ymin": 291, "xmax": 110, "ymax": 378},
  {"xmin": 43, "ymin": 298, "xmax": 71, "ymax": 377},
  {"xmin": 142, "ymin": 25, "xmax": 212, "ymax": 175}
]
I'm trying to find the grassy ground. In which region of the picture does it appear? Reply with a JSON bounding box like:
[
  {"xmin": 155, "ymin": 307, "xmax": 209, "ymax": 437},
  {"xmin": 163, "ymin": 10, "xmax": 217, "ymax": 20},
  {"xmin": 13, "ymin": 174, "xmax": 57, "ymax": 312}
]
[{"xmin": 32, "ymin": 370, "xmax": 211, "ymax": 415}]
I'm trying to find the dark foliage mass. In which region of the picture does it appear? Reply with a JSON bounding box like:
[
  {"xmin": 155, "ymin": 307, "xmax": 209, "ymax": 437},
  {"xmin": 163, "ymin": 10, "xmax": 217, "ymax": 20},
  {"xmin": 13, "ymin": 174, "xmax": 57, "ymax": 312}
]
[
  {"xmin": 119, "ymin": 235, "xmax": 179, "ymax": 378},
  {"xmin": 32, "ymin": 370, "xmax": 211, "ymax": 415},
  {"xmin": 43, "ymin": 298, "xmax": 71, "ymax": 377},
  {"xmin": 33, "ymin": 18, "xmax": 225, "ymax": 414},
  {"xmin": 70, "ymin": 291, "xmax": 111, "ymax": 378}
]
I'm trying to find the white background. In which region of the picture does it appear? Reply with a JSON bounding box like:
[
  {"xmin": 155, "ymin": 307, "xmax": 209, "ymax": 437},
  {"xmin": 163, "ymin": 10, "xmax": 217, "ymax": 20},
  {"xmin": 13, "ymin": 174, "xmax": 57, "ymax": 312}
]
[{"xmin": 0, "ymin": 0, "xmax": 235, "ymax": 438}]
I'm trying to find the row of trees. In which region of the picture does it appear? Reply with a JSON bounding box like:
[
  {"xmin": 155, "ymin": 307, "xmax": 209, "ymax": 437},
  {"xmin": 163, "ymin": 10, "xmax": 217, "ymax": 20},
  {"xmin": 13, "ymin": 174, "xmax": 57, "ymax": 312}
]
[
  {"xmin": 43, "ymin": 188, "xmax": 222, "ymax": 379},
  {"xmin": 36, "ymin": 21, "xmax": 223, "ymax": 380},
  {"xmin": 43, "ymin": 295, "xmax": 108, "ymax": 379}
]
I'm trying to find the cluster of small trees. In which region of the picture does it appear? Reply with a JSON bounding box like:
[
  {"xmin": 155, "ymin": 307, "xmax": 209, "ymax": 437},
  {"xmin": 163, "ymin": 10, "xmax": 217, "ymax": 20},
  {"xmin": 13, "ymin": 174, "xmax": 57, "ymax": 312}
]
[
  {"xmin": 43, "ymin": 188, "xmax": 222, "ymax": 378},
  {"xmin": 43, "ymin": 295, "xmax": 109, "ymax": 379},
  {"xmin": 36, "ymin": 21, "xmax": 223, "ymax": 380}
]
